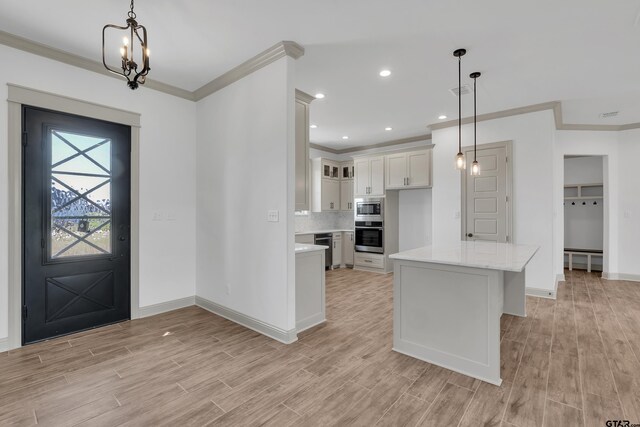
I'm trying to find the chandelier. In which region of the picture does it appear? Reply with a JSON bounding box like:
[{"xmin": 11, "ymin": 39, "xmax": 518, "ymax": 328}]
[{"xmin": 102, "ymin": 0, "xmax": 150, "ymax": 89}]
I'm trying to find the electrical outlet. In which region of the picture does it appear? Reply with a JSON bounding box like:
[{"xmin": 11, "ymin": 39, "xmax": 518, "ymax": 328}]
[
  {"xmin": 152, "ymin": 212, "xmax": 163, "ymax": 221},
  {"xmin": 267, "ymin": 210, "xmax": 279, "ymax": 222},
  {"xmin": 454, "ymin": 210, "xmax": 461, "ymax": 219},
  {"xmin": 166, "ymin": 212, "xmax": 176, "ymax": 221},
  {"xmin": 624, "ymin": 210, "xmax": 632, "ymax": 219}
]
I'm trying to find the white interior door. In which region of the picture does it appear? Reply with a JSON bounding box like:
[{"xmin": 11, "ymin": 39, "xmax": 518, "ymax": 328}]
[{"xmin": 464, "ymin": 145, "xmax": 508, "ymax": 242}]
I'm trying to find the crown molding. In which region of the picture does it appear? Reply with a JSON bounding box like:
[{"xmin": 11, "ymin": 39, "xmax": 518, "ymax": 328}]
[
  {"xmin": 295, "ymin": 89, "xmax": 315, "ymax": 104},
  {"xmin": 311, "ymin": 134, "xmax": 432, "ymax": 155},
  {"xmin": 429, "ymin": 100, "xmax": 640, "ymax": 133},
  {"xmin": 429, "ymin": 101, "xmax": 561, "ymax": 131},
  {"xmin": 0, "ymin": 30, "xmax": 195, "ymax": 101},
  {"xmin": 193, "ymin": 41, "xmax": 305, "ymax": 101},
  {"xmin": 0, "ymin": 31, "xmax": 304, "ymax": 102}
]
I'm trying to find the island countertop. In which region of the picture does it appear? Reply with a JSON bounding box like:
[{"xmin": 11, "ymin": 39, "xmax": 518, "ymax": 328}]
[
  {"xmin": 295, "ymin": 243, "xmax": 328, "ymax": 254},
  {"xmin": 389, "ymin": 241, "xmax": 539, "ymax": 272}
]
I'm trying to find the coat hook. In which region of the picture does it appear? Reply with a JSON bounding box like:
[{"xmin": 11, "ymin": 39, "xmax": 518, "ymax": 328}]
[
  {"xmin": 582, "ymin": 201, "xmax": 586, "ymax": 205},
  {"xmin": 593, "ymin": 201, "xmax": 598, "ymax": 205},
  {"xmin": 571, "ymin": 201, "xmax": 576, "ymax": 205}
]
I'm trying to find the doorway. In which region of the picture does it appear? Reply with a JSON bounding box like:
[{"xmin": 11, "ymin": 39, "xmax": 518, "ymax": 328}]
[
  {"xmin": 563, "ymin": 155, "xmax": 604, "ymax": 272},
  {"xmin": 461, "ymin": 141, "xmax": 513, "ymax": 243},
  {"xmin": 22, "ymin": 106, "xmax": 131, "ymax": 344}
]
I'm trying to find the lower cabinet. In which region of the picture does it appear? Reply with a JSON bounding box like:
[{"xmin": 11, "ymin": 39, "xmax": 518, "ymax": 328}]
[
  {"xmin": 354, "ymin": 252, "xmax": 385, "ymax": 269},
  {"xmin": 332, "ymin": 232, "xmax": 342, "ymax": 267},
  {"xmin": 343, "ymin": 232, "xmax": 354, "ymax": 266}
]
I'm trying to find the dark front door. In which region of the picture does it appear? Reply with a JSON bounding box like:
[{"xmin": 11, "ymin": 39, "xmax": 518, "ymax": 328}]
[{"xmin": 23, "ymin": 106, "xmax": 131, "ymax": 345}]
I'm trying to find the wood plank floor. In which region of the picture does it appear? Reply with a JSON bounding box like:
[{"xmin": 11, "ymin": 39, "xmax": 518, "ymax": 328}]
[{"xmin": 1, "ymin": 268, "xmax": 639, "ymax": 426}]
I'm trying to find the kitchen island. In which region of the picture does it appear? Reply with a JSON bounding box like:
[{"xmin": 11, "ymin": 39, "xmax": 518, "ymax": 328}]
[
  {"xmin": 295, "ymin": 243, "xmax": 327, "ymax": 333},
  {"xmin": 389, "ymin": 241, "xmax": 538, "ymax": 385}
]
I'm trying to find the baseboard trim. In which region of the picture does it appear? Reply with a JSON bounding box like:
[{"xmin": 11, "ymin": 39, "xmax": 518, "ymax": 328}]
[
  {"xmin": 526, "ymin": 286, "xmax": 557, "ymax": 299},
  {"xmin": 195, "ymin": 296, "xmax": 297, "ymax": 344},
  {"xmin": 556, "ymin": 273, "xmax": 566, "ymax": 283},
  {"xmin": 0, "ymin": 337, "xmax": 7, "ymax": 353},
  {"xmin": 296, "ymin": 315, "xmax": 326, "ymax": 334},
  {"xmin": 138, "ymin": 296, "xmax": 196, "ymax": 318},
  {"xmin": 602, "ymin": 272, "xmax": 640, "ymax": 282}
]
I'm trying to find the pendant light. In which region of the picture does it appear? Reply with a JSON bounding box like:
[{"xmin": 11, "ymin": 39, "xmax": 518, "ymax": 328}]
[
  {"xmin": 453, "ymin": 49, "xmax": 467, "ymax": 170},
  {"xmin": 102, "ymin": 0, "xmax": 150, "ymax": 90},
  {"xmin": 469, "ymin": 71, "xmax": 481, "ymax": 176}
]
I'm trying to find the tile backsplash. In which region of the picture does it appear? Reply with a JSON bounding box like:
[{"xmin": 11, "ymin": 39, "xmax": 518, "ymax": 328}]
[{"xmin": 295, "ymin": 211, "xmax": 353, "ymax": 233}]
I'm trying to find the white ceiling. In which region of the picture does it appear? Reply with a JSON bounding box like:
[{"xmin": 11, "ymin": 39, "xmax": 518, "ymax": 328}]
[{"xmin": 1, "ymin": 0, "xmax": 639, "ymax": 149}]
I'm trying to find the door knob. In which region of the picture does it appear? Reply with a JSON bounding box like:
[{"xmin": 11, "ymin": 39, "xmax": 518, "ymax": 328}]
[{"xmin": 467, "ymin": 233, "xmax": 473, "ymax": 238}]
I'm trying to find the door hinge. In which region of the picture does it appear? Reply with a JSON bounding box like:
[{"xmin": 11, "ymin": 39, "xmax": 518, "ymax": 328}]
[
  {"xmin": 506, "ymin": 236, "xmax": 510, "ymax": 243},
  {"xmin": 506, "ymin": 196, "xmax": 509, "ymax": 202},
  {"xmin": 22, "ymin": 132, "xmax": 28, "ymax": 147},
  {"xmin": 22, "ymin": 305, "xmax": 28, "ymax": 320},
  {"xmin": 41, "ymin": 239, "xmax": 45, "ymax": 249}
]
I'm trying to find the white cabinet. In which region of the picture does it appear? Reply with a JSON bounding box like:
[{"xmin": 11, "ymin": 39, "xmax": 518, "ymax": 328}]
[
  {"xmin": 340, "ymin": 178, "xmax": 353, "ymax": 211},
  {"xmin": 294, "ymin": 90, "xmax": 314, "ymax": 211},
  {"xmin": 320, "ymin": 178, "xmax": 340, "ymax": 211},
  {"xmin": 354, "ymin": 156, "xmax": 384, "ymax": 197},
  {"xmin": 322, "ymin": 160, "xmax": 340, "ymax": 180},
  {"xmin": 384, "ymin": 149, "xmax": 432, "ymax": 190},
  {"xmin": 312, "ymin": 159, "xmax": 340, "ymax": 212},
  {"xmin": 332, "ymin": 232, "xmax": 342, "ymax": 267},
  {"xmin": 342, "ymin": 231, "xmax": 354, "ymax": 266}
]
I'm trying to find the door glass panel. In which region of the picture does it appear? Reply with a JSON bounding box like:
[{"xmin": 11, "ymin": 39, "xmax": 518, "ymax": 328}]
[{"xmin": 50, "ymin": 130, "xmax": 112, "ymax": 259}]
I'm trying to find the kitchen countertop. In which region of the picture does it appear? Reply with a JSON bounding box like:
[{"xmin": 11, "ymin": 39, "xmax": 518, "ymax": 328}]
[
  {"xmin": 295, "ymin": 243, "xmax": 329, "ymax": 254},
  {"xmin": 389, "ymin": 241, "xmax": 539, "ymax": 272},
  {"xmin": 295, "ymin": 229, "xmax": 353, "ymax": 235}
]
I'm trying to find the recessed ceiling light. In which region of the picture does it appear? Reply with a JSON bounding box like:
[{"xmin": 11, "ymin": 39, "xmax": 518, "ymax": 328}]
[
  {"xmin": 310, "ymin": 124, "xmax": 318, "ymax": 129},
  {"xmin": 438, "ymin": 115, "xmax": 447, "ymax": 120},
  {"xmin": 385, "ymin": 127, "xmax": 392, "ymax": 131},
  {"xmin": 314, "ymin": 93, "xmax": 325, "ymax": 99},
  {"xmin": 379, "ymin": 70, "xmax": 392, "ymax": 77},
  {"xmin": 342, "ymin": 136, "xmax": 349, "ymax": 140}
]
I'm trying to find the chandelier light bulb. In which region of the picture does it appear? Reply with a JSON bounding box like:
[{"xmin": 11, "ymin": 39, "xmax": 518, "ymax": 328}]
[
  {"xmin": 455, "ymin": 153, "xmax": 466, "ymax": 170},
  {"xmin": 123, "ymin": 37, "xmax": 129, "ymax": 46}
]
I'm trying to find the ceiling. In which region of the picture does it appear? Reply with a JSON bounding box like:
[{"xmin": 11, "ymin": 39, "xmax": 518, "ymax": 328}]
[{"xmin": 1, "ymin": 0, "xmax": 639, "ymax": 150}]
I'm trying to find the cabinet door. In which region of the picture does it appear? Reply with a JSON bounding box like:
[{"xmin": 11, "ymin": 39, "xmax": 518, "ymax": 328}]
[
  {"xmin": 321, "ymin": 178, "xmax": 340, "ymax": 210},
  {"xmin": 385, "ymin": 153, "xmax": 407, "ymax": 189},
  {"xmin": 354, "ymin": 159, "xmax": 370, "ymax": 196},
  {"xmin": 342, "ymin": 232, "xmax": 354, "ymax": 265},
  {"xmin": 340, "ymin": 179, "xmax": 353, "ymax": 211},
  {"xmin": 407, "ymin": 150, "xmax": 431, "ymax": 187},
  {"xmin": 369, "ymin": 156, "xmax": 385, "ymax": 196},
  {"xmin": 294, "ymin": 100, "xmax": 309, "ymax": 211},
  {"xmin": 332, "ymin": 237, "xmax": 342, "ymax": 266}
]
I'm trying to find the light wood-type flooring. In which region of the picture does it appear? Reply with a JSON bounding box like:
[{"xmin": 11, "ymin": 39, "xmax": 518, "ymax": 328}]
[{"xmin": 1, "ymin": 268, "xmax": 639, "ymax": 426}]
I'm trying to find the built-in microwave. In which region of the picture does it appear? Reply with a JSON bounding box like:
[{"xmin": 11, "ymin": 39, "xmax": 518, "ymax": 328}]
[{"xmin": 355, "ymin": 198, "xmax": 383, "ymax": 222}]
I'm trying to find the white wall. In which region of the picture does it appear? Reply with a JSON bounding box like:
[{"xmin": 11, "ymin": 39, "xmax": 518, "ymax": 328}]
[
  {"xmin": 432, "ymin": 110, "xmax": 557, "ymax": 292},
  {"xmin": 617, "ymin": 130, "xmax": 640, "ymax": 277},
  {"xmin": 398, "ymin": 189, "xmax": 432, "ymax": 251},
  {"xmin": 0, "ymin": 45, "xmax": 197, "ymax": 340},
  {"xmin": 564, "ymin": 156, "xmax": 604, "ymax": 185},
  {"xmin": 563, "ymin": 157, "xmax": 604, "ymax": 251},
  {"xmin": 195, "ymin": 56, "xmax": 297, "ymax": 334}
]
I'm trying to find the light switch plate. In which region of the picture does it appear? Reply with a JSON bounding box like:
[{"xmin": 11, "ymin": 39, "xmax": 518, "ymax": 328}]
[{"xmin": 267, "ymin": 210, "xmax": 279, "ymax": 222}]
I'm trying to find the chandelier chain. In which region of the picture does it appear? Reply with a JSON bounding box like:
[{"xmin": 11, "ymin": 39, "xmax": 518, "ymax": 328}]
[{"xmin": 128, "ymin": 0, "xmax": 136, "ymax": 19}]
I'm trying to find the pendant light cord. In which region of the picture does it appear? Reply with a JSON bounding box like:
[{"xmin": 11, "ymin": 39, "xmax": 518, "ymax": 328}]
[
  {"xmin": 473, "ymin": 75, "xmax": 477, "ymax": 161},
  {"xmin": 458, "ymin": 55, "xmax": 462, "ymax": 154}
]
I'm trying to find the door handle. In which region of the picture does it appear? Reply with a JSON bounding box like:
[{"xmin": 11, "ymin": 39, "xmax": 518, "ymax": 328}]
[
  {"xmin": 467, "ymin": 233, "xmax": 473, "ymax": 238},
  {"xmin": 119, "ymin": 236, "xmax": 126, "ymax": 241}
]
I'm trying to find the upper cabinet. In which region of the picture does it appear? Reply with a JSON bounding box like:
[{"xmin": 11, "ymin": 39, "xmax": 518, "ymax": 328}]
[
  {"xmin": 321, "ymin": 160, "xmax": 340, "ymax": 180},
  {"xmin": 385, "ymin": 149, "xmax": 432, "ymax": 190},
  {"xmin": 294, "ymin": 90, "xmax": 314, "ymax": 211},
  {"xmin": 354, "ymin": 156, "xmax": 384, "ymax": 197},
  {"xmin": 340, "ymin": 161, "xmax": 354, "ymax": 211}
]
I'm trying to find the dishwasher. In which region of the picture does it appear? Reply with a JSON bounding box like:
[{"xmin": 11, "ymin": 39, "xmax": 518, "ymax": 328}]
[{"xmin": 314, "ymin": 233, "xmax": 332, "ymax": 270}]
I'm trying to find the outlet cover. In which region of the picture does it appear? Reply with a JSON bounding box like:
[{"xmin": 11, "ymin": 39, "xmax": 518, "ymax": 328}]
[{"xmin": 267, "ymin": 210, "xmax": 279, "ymax": 222}]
